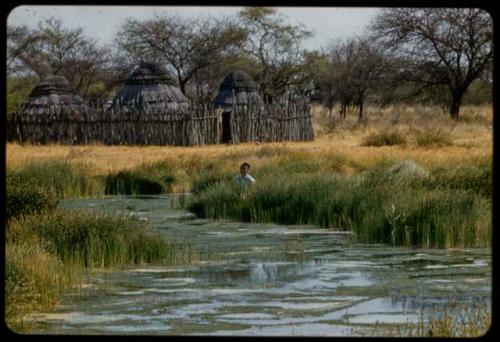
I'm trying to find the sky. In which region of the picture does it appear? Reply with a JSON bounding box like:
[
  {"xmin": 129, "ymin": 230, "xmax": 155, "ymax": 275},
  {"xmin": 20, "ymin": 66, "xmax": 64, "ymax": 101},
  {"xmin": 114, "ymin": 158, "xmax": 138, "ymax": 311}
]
[{"xmin": 7, "ymin": 6, "xmax": 381, "ymax": 51}]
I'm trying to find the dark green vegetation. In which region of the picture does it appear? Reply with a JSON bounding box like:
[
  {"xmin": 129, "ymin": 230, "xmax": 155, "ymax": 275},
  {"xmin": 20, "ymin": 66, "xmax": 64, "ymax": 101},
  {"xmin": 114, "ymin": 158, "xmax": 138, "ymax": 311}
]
[
  {"xmin": 6, "ymin": 174, "xmax": 58, "ymax": 221},
  {"xmin": 362, "ymin": 129, "xmax": 408, "ymax": 147},
  {"xmin": 105, "ymin": 171, "xmax": 165, "ymax": 195},
  {"xmin": 7, "ymin": 154, "xmax": 492, "ymax": 249},
  {"xmin": 5, "ymin": 163, "xmax": 195, "ymax": 330},
  {"xmin": 9, "ymin": 210, "xmax": 187, "ymax": 268},
  {"xmin": 414, "ymin": 128, "xmax": 453, "ymax": 147},
  {"xmin": 7, "ymin": 159, "xmax": 178, "ymax": 197},
  {"xmin": 187, "ymin": 159, "xmax": 492, "ymax": 249},
  {"xmin": 7, "ymin": 160, "xmax": 103, "ymax": 198},
  {"xmin": 5, "ymin": 152, "xmax": 491, "ymax": 332}
]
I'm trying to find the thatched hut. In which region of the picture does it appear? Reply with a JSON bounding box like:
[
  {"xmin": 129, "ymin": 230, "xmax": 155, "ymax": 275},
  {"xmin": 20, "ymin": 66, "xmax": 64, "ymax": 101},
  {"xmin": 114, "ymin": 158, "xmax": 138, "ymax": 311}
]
[
  {"xmin": 111, "ymin": 62, "xmax": 189, "ymax": 112},
  {"xmin": 9, "ymin": 75, "xmax": 92, "ymax": 143},
  {"xmin": 214, "ymin": 70, "xmax": 263, "ymax": 108},
  {"xmin": 22, "ymin": 75, "xmax": 91, "ymax": 115},
  {"xmin": 213, "ymin": 70, "xmax": 264, "ymax": 143}
]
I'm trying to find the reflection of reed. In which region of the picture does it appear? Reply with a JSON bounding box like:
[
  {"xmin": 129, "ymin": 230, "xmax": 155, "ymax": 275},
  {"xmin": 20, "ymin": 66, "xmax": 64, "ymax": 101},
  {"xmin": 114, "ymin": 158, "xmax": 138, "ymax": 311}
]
[{"xmin": 283, "ymin": 238, "xmax": 307, "ymax": 262}]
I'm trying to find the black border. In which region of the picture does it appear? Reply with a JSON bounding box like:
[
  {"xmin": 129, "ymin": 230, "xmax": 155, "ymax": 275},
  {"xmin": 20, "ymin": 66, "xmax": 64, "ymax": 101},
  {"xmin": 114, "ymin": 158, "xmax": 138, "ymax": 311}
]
[{"xmin": 2, "ymin": 0, "xmax": 497, "ymax": 340}]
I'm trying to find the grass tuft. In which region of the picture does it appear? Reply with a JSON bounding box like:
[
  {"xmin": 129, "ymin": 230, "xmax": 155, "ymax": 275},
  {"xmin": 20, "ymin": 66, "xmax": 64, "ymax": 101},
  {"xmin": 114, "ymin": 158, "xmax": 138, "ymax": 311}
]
[{"xmin": 362, "ymin": 129, "xmax": 408, "ymax": 146}]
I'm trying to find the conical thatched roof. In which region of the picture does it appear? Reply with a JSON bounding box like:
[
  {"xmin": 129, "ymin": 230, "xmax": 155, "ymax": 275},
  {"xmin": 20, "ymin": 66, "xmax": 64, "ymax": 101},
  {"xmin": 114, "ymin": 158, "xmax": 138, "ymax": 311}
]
[
  {"xmin": 214, "ymin": 70, "xmax": 263, "ymax": 107},
  {"xmin": 22, "ymin": 75, "xmax": 90, "ymax": 114},
  {"xmin": 112, "ymin": 62, "xmax": 188, "ymax": 111}
]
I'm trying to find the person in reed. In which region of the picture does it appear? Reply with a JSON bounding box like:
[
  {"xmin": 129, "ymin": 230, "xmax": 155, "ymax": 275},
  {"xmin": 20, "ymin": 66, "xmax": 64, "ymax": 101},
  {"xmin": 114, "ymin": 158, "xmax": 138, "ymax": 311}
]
[{"xmin": 233, "ymin": 162, "xmax": 256, "ymax": 188}]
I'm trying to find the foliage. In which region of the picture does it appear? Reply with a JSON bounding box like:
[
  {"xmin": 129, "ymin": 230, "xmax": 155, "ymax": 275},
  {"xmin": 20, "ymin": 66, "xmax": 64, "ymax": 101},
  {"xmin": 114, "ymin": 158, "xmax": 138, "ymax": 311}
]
[
  {"xmin": 238, "ymin": 7, "xmax": 313, "ymax": 102},
  {"xmin": 414, "ymin": 128, "xmax": 453, "ymax": 147},
  {"xmin": 6, "ymin": 76, "xmax": 37, "ymax": 121},
  {"xmin": 362, "ymin": 129, "xmax": 408, "ymax": 146},
  {"xmin": 379, "ymin": 301, "xmax": 491, "ymax": 337},
  {"xmin": 104, "ymin": 161, "xmax": 178, "ymax": 195},
  {"xmin": 371, "ymin": 8, "xmax": 493, "ymax": 119},
  {"xmin": 188, "ymin": 160, "xmax": 491, "ymax": 248},
  {"xmin": 7, "ymin": 17, "xmax": 110, "ymax": 99},
  {"xmin": 115, "ymin": 14, "xmax": 246, "ymax": 97},
  {"xmin": 6, "ymin": 174, "xmax": 58, "ymax": 221},
  {"xmin": 7, "ymin": 160, "xmax": 103, "ymax": 199},
  {"xmin": 8, "ymin": 209, "xmax": 185, "ymax": 267}
]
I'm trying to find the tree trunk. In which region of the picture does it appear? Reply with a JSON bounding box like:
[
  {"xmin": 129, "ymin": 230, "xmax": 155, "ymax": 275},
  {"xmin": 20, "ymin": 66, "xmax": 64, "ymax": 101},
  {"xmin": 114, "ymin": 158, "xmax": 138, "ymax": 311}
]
[
  {"xmin": 179, "ymin": 80, "xmax": 187, "ymax": 96},
  {"xmin": 450, "ymin": 91, "xmax": 464, "ymax": 120},
  {"xmin": 358, "ymin": 98, "xmax": 364, "ymax": 122}
]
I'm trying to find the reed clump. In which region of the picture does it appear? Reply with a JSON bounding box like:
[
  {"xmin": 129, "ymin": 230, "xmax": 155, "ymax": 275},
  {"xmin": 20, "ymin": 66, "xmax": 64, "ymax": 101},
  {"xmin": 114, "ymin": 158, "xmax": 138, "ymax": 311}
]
[
  {"xmin": 414, "ymin": 128, "xmax": 453, "ymax": 147},
  {"xmin": 8, "ymin": 209, "xmax": 188, "ymax": 267},
  {"xmin": 6, "ymin": 173, "xmax": 58, "ymax": 221},
  {"xmin": 188, "ymin": 159, "xmax": 491, "ymax": 248},
  {"xmin": 5, "ymin": 163, "xmax": 198, "ymax": 332},
  {"xmin": 362, "ymin": 128, "xmax": 408, "ymax": 146},
  {"xmin": 5, "ymin": 208, "xmax": 197, "ymax": 331},
  {"xmin": 7, "ymin": 160, "xmax": 103, "ymax": 198},
  {"xmin": 379, "ymin": 301, "xmax": 491, "ymax": 337},
  {"xmin": 5, "ymin": 236, "xmax": 79, "ymax": 331}
]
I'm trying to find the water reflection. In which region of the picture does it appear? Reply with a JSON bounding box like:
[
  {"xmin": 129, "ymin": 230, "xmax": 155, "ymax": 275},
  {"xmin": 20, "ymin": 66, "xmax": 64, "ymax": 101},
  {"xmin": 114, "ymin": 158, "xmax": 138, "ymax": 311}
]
[{"xmin": 27, "ymin": 195, "xmax": 491, "ymax": 336}]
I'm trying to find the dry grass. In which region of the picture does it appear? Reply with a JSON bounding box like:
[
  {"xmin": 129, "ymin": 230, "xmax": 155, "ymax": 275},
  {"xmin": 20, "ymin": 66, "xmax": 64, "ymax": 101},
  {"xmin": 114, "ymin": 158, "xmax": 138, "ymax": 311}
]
[
  {"xmin": 377, "ymin": 301, "xmax": 491, "ymax": 337},
  {"xmin": 6, "ymin": 104, "xmax": 491, "ymax": 177}
]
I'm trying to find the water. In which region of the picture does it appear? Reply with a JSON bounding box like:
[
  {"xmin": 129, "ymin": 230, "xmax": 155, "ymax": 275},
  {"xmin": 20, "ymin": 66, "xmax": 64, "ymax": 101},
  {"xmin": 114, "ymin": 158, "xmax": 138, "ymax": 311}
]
[{"xmin": 26, "ymin": 195, "xmax": 491, "ymax": 336}]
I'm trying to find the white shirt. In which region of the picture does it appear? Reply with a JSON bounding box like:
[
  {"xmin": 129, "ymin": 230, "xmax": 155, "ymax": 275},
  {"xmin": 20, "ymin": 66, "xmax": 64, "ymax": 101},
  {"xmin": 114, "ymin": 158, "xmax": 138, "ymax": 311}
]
[{"xmin": 233, "ymin": 174, "xmax": 256, "ymax": 187}]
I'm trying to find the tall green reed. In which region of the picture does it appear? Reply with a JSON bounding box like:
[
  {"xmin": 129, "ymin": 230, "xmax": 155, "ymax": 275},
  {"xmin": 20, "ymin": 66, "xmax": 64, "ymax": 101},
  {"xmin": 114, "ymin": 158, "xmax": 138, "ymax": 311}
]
[
  {"xmin": 8, "ymin": 209, "xmax": 195, "ymax": 268},
  {"xmin": 7, "ymin": 160, "xmax": 103, "ymax": 198},
  {"xmin": 187, "ymin": 160, "xmax": 491, "ymax": 248}
]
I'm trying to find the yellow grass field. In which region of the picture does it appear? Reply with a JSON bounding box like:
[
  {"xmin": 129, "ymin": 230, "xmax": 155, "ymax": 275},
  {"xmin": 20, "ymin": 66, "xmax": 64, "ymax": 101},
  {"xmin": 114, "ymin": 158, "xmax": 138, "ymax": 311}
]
[{"xmin": 6, "ymin": 104, "xmax": 492, "ymax": 175}]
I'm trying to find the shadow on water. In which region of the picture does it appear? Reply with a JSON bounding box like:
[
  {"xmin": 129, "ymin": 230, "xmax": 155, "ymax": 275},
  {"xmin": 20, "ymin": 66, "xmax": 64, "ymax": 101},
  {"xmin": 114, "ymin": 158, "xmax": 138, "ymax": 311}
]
[{"xmin": 27, "ymin": 194, "xmax": 491, "ymax": 336}]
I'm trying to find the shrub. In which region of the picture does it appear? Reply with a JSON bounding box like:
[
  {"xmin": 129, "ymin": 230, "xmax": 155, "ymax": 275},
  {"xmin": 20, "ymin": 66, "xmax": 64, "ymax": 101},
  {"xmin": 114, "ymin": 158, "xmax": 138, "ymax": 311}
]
[
  {"xmin": 188, "ymin": 160, "xmax": 491, "ymax": 248},
  {"xmin": 425, "ymin": 163, "xmax": 492, "ymax": 198},
  {"xmin": 6, "ymin": 174, "xmax": 58, "ymax": 221},
  {"xmin": 191, "ymin": 169, "xmax": 233, "ymax": 195},
  {"xmin": 5, "ymin": 238, "xmax": 74, "ymax": 331},
  {"xmin": 414, "ymin": 128, "xmax": 453, "ymax": 147},
  {"xmin": 362, "ymin": 129, "xmax": 407, "ymax": 146},
  {"xmin": 7, "ymin": 160, "xmax": 102, "ymax": 198},
  {"xmin": 104, "ymin": 160, "xmax": 178, "ymax": 195},
  {"xmin": 104, "ymin": 171, "xmax": 164, "ymax": 195},
  {"xmin": 8, "ymin": 209, "xmax": 190, "ymax": 267}
]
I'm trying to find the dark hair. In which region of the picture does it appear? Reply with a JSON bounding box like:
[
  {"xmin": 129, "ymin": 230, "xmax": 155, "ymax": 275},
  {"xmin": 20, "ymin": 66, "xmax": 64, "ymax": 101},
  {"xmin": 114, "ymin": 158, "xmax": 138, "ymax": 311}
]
[{"xmin": 240, "ymin": 162, "xmax": 251, "ymax": 170}]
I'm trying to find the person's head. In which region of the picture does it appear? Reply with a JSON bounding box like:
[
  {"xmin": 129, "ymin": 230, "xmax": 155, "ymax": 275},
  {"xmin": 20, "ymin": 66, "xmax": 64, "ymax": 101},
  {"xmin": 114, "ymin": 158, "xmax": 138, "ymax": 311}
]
[{"xmin": 240, "ymin": 162, "xmax": 251, "ymax": 176}]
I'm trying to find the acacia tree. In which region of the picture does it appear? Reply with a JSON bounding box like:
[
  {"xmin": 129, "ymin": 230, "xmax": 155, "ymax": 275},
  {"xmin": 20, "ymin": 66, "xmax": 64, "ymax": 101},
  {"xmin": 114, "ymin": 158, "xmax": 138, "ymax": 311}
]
[
  {"xmin": 318, "ymin": 37, "xmax": 389, "ymax": 121},
  {"xmin": 371, "ymin": 8, "xmax": 493, "ymax": 120},
  {"xmin": 303, "ymin": 51, "xmax": 337, "ymax": 116},
  {"xmin": 115, "ymin": 15, "xmax": 246, "ymax": 98},
  {"xmin": 7, "ymin": 17, "xmax": 110, "ymax": 101},
  {"xmin": 7, "ymin": 25, "xmax": 46, "ymax": 76},
  {"xmin": 238, "ymin": 7, "xmax": 312, "ymax": 103}
]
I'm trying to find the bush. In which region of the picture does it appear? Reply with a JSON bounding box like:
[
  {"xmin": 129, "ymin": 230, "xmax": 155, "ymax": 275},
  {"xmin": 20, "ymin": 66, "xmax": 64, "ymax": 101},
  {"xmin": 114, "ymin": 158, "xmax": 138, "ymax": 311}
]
[
  {"xmin": 425, "ymin": 163, "xmax": 492, "ymax": 198},
  {"xmin": 8, "ymin": 209, "xmax": 187, "ymax": 267},
  {"xmin": 8, "ymin": 160, "xmax": 102, "ymax": 198},
  {"xmin": 104, "ymin": 160, "xmax": 178, "ymax": 195},
  {"xmin": 414, "ymin": 128, "xmax": 453, "ymax": 147},
  {"xmin": 191, "ymin": 169, "xmax": 233, "ymax": 195},
  {"xmin": 6, "ymin": 174, "xmax": 58, "ymax": 221},
  {"xmin": 362, "ymin": 129, "xmax": 407, "ymax": 146},
  {"xmin": 5, "ymin": 238, "xmax": 73, "ymax": 331},
  {"xmin": 188, "ymin": 181, "xmax": 246, "ymax": 219},
  {"xmin": 104, "ymin": 171, "xmax": 164, "ymax": 195},
  {"xmin": 188, "ymin": 160, "xmax": 492, "ymax": 248}
]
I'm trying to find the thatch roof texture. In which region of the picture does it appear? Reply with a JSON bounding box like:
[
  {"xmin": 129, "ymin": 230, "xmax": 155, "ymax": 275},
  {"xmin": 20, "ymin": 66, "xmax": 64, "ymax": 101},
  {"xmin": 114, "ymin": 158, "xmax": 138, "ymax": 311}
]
[
  {"xmin": 112, "ymin": 62, "xmax": 188, "ymax": 111},
  {"xmin": 22, "ymin": 75, "xmax": 90, "ymax": 115},
  {"xmin": 214, "ymin": 70, "xmax": 263, "ymax": 108}
]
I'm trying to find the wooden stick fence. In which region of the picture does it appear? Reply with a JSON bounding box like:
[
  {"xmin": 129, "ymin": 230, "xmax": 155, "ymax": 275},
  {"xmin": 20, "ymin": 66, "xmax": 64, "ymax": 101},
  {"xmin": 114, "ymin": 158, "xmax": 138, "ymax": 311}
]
[{"xmin": 8, "ymin": 96, "xmax": 314, "ymax": 145}]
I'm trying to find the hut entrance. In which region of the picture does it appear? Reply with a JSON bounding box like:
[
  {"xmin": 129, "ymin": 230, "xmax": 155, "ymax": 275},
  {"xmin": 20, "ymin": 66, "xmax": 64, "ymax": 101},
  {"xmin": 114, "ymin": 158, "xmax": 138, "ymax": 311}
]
[{"xmin": 221, "ymin": 111, "xmax": 231, "ymax": 143}]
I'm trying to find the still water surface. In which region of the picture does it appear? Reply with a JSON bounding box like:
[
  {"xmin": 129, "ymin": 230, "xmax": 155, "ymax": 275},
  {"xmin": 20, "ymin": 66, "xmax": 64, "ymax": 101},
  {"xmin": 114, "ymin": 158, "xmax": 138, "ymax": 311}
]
[{"xmin": 27, "ymin": 195, "xmax": 491, "ymax": 336}]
